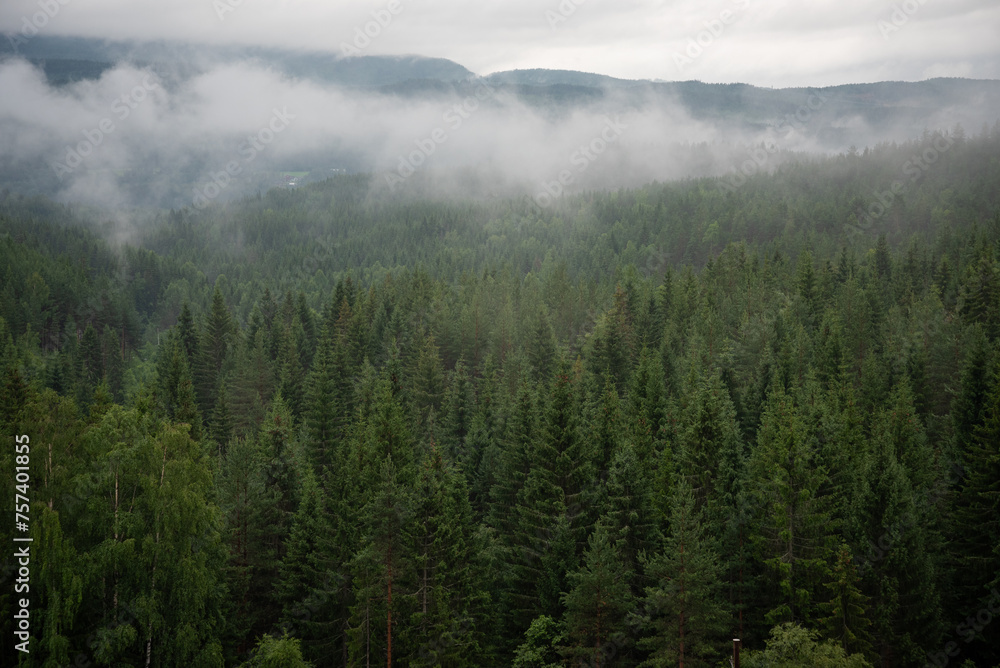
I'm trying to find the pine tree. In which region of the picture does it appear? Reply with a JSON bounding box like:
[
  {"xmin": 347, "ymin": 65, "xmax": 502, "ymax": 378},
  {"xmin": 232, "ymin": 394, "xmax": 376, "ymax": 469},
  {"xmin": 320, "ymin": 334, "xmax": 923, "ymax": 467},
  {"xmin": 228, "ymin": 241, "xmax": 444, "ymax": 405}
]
[
  {"xmin": 410, "ymin": 332, "xmax": 446, "ymax": 428},
  {"xmin": 197, "ymin": 285, "xmax": 235, "ymax": 415},
  {"xmin": 79, "ymin": 322, "xmax": 102, "ymax": 388},
  {"xmin": 217, "ymin": 431, "xmax": 271, "ymax": 650},
  {"xmin": 674, "ymin": 370, "xmax": 748, "ymax": 630},
  {"xmin": 562, "ymin": 522, "xmax": 634, "ymax": 668},
  {"xmin": 101, "ymin": 324, "xmax": 125, "ymax": 401},
  {"xmin": 589, "ymin": 373, "xmax": 624, "ymax": 481},
  {"xmin": 489, "ymin": 381, "xmax": 536, "ymax": 536},
  {"xmin": 527, "ymin": 311, "xmax": 557, "ymax": 382},
  {"xmin": 463, "ymin": 356, "xmax": 505, "ymax": 517},
  {"xmin": 177, "ymin": 301, "xmax": 200, "ymax": 364},
  {"xmin": 230, "ymin": 329, "xmax": 276, "ymax": 436},
  {"xmin": 602, "ymin": 441, "xmax": 661, "ymax": 597},
  {"xmin": 819, "ymin": 543, "xmax": 873, "ymax": 660},
  {"xmin": 949, "ymin": 343, "xmax": 1000, "ymax": 662},
  {"xmin": 951, "ymin": 326, "xmax": 993, "ymax": 479},
  {"xmin": 624, "ymin": 347, "xmax": 668, "ymax": 465},
  {"xmin": 275, "ymin": 468, "xmax": 337, "ymax": 664},
  {"xmin": 211, "ymin": 383, "xmax": 234, "ymax": 452},
  {"xmin": 438, "ymin": 359, "xmax": 475, "ymax": 466},
  {"xmin": 408, "ymin": 446, "xmax": 485, "ymax": 667},
  {"xmin": 276, "ymin": 321, "xmax": 306, "ymax": 420},
  {"xmin": 303, "ymin": 325, "xmax": 339, "ymax": 470},
  {"xmin": 348, "ymin": 456, "xmax": 415, "ymax": 667},
  {"xmin": 640, "ymin": 480, "xmax": 728, "ymax": 668},
  {"xmin": 175, "ymin": 355, "xmax": 203, "ymax": 441},
  {"xmin": 749, "ymin": 385, "xmax": 835, "ymax": 627},
  {"xmin": 859, "ymin": 390, "xmax": 942, "ymax": 667},
  {"xmin": 590, "ymin": 285, "xmax": 636, "ymax": 387}
]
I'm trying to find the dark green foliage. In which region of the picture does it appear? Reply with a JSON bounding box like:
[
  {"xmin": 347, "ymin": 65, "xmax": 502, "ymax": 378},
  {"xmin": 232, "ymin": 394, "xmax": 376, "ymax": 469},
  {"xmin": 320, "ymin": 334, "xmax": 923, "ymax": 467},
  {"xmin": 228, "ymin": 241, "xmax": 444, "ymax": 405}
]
[
  {"xmin": 3, "ymin": 127, "xmax": 1000, "ymax": 667},
  {"xmin": 749, "ymin": 384, "xmax": 836, "ymax": 627},
  {"xmin": 639, "ymin": 480, "xmax": 728, "ymax": 668},
  {"xmin": 562, "ymin": 523, "xmax": 634, "ymax": 667},
  {"xmin": 819, "ymin": 543, "xmax": 874, "ymax": 660}
]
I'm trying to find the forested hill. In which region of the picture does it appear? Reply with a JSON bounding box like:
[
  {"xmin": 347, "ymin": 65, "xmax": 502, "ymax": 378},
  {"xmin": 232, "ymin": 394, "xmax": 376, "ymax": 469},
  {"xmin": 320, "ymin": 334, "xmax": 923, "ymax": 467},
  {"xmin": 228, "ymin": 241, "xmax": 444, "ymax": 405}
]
[{"xmin": 1, "ymin": 126, "xmax": 1000, "ymax": 667}]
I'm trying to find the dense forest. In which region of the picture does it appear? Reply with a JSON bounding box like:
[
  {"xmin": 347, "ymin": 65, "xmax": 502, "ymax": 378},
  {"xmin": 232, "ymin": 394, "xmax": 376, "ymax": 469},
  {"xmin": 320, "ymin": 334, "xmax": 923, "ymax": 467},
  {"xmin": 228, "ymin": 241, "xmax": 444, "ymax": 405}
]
[{"xmin": 2, "ymin": 126, "xmax": 1000, "ymax": 667}]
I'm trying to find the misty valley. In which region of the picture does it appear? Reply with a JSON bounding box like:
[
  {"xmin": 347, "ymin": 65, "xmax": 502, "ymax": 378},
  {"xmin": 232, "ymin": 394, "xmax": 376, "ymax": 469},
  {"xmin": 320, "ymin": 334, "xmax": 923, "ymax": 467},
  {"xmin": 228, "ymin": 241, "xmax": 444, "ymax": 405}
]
[{"xmin": 1, "ymin": 31, "xmax": 1000, "ymax": 668}]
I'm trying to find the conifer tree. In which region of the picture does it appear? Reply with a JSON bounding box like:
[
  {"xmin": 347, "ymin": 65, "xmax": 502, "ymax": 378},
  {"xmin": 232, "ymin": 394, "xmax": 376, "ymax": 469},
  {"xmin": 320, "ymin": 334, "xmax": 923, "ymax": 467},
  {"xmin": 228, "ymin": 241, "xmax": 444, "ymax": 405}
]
[
  {"xmin": 489, "ymin": 381, "xmax": 536, "ymax": 536},
  {"xmin": 230, "ymin": 329, "xmax": 276, "ymax": 436},
  {"xmin": 275, "ymin": 468, "xmax": 337, "ymax": 663},
  {"xmin": 562, "ymin": 522, "xmax": 634, "ymax": 668},
  {"xmin": 101, "ymin": 324, "xmax": 125, "ymax": 401},
  {"xmin": 349, "ymin": 456, "xmax": 415, "ymax": 667},
  {"xmin": 589, "ymin": 373, "xmax": 624, "ymax": 481},
  {"xmin": 303, "ymin": 324, "xmax": 339, "ymax": 470},
  {"xmin": 177, "ymin": 301, "xmax": 200, "ymax": 364},
  {"xmin": 819, "ymin": 543, "xmax": 873, "ymax": 660},
  {"xmin": 79, "ymin": 322, "xmax": 102, "ymax": 388},
  {"xmin": 197, "ymin": 285, "xmax": 236, "ymax": 414},
  {"xmin": 640, "ymin": 480, "xmax": 728, "ymax": 668},
  {"xmin": 211, "ymin": 383, "xmax": 234, "ymax": 452},
  {"xmin": 438, "ymin": 359, "xmax": 475, "ymax": 466},
  {"xmin": 749, "ymin": 385, "xmax": 835, "ymax": 627},
  {"xmin": 462, "ymin": 356, "xmax": 505, "ymax": 517},
  {"xmin": 408, "ymin": 446, "xmax": 486, "ymax": 667},
  {"xmin": 277, "ymin": 321, "xmax": 305, "ymax": 420},
  {"xmin": 859, "ymin": 388, "xmax": 942, "ymax": 666},
  {"xmin": 624, "ymin": 347, "xmax": 668, "ymax": 464},
  {"xmin": 602, "ymin": 441, "xmax": 661, "ymax": 597},
  {"xmin": 410, "ymin": 331, "xmax": 446, "ymax": 428}
]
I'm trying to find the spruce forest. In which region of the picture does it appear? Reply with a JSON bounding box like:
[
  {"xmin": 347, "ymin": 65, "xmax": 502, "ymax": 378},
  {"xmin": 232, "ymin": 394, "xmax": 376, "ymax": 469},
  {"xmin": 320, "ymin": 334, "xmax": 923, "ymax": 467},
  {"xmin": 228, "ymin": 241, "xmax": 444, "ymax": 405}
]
[{"xmin": 2, "ymin": 127, "xmax": 1000, "ymax": 668}]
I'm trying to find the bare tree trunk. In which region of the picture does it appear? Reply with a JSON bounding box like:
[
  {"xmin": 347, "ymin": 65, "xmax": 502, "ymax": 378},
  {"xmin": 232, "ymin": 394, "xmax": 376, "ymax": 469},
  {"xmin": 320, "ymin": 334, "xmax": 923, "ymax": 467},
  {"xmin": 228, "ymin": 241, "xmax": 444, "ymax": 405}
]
[
  {"xmin": 679, "ymin": 536, "xmax": 685, "ymax": 668},
  {"xmin": 387, "ymin": 543, "xmax": 393, "ymax": 668}
]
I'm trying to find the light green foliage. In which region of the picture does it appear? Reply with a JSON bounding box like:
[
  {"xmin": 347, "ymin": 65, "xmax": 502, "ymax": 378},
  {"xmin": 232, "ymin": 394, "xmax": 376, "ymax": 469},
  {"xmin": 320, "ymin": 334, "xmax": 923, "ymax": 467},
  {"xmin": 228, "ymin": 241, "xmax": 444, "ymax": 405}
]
[
  {"xmin": 742, "ymin": 623, "xmax": 873, "ymax": 668},
  {"xmin": 512, "ymin": 615, "xmax": 565, "ymax": 668},
  {"xmin": 241, "ymin": 632, "xmax": 312, "ymax": 668}
]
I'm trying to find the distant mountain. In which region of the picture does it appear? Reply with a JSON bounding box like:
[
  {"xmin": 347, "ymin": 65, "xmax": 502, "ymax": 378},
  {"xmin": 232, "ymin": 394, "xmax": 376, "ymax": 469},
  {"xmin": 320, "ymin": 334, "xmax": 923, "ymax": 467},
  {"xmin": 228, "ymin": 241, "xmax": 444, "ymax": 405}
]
[
  {"xmin": 0, "ymin": 35, "xmax": 474, "ymax": 87},
  {"xmin": 4, "ymin": 36, "xmax": 998, "ymax": 135},
  {"xmin": 2, "ymin": 34, "xmax": 998, "ymax": 209},
  {"xmin": 484, "ymin": 68, "xmax": 631, "ymax": 88}
]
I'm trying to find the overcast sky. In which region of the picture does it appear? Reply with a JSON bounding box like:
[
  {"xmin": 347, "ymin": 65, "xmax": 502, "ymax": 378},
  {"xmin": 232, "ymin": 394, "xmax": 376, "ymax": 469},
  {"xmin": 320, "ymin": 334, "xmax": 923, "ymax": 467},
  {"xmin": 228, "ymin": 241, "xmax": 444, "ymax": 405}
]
[{"xmin": 2, "ymin": 0, "xmax": 998, "ymax": 87}]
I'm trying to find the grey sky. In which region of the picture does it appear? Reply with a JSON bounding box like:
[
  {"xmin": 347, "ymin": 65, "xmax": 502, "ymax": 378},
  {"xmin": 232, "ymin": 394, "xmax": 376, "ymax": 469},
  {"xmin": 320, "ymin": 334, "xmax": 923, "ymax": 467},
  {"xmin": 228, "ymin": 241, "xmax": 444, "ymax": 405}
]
[{"xmin": 2, "ymin": 0, "xmax": 998, "ymax": 87}]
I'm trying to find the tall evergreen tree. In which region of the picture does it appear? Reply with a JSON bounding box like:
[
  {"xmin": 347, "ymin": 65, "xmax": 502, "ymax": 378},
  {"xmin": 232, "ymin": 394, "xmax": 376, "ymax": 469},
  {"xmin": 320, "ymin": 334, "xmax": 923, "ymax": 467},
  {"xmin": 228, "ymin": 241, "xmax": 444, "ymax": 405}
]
[
  {"xmin": 819, "ymin": 543, "xmax": 873, "ymax": 661},
  {"xmin": 197, "ymin": 285, "xmax": 236, "ymax": 415},
  {"xmin": 640, "ymin": 480, "xmax": 728, "ymax": 668},
  {"xmin": 562, "ymin": 522, "xmax": 634, "ymax": 668},
  {"xmin": 749, "ymin": 385, "xmax": 835, "ymax": 628}
]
